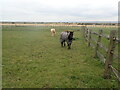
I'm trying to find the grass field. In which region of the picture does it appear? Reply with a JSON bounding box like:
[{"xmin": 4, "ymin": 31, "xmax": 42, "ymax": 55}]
[{"xmin": 2, "ymin": 26, "xmax": 118, "ymax": 88}]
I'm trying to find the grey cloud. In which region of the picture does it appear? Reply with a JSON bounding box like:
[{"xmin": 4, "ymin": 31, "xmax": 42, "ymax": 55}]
[{"xmin": 1, "ymin": 0, "xmax": 118, "ymax": 21}]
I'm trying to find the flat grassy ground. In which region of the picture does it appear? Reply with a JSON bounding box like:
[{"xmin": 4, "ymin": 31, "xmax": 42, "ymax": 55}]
[{"xmin": 2, "ymin": 26, "xmax": 118, "ymax": 88}]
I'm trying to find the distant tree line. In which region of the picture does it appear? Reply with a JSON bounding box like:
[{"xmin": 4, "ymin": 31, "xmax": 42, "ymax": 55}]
[{"xmin": 1, "ymin": 22, "xmax": 118, "ymax": 26}]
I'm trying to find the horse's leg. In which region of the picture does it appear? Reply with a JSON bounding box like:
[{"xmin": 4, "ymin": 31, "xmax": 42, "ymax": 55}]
[
  {"xmin": 63, "ymin": 42, "xmax": 66, "ymax": 46},
  {"xmin": 54, "ymin": 32, "xmax": 56, "ymax": 36},
  {"xmin": 61, "ymin": 42, "xmax": 63, "ymax": 47},
  {"xmin": 67, "ymin": 41, "xmax": 71, "ymax": 49},
  {"xmin": 68, "ymin": 44, "xmax": 71, "ymax": 49}
]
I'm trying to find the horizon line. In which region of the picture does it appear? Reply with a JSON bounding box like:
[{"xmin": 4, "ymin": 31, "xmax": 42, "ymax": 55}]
[{"xmin": 0, "ymin": 20, "xmax": 118, "ymax": 22}]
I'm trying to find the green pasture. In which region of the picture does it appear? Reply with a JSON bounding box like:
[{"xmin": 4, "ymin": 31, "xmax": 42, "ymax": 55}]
[{"xmin": 2, "ymin": 26, "xmax": 118, "ymax": 88}]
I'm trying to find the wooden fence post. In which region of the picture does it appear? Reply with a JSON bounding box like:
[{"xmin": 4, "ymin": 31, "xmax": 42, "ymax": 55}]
[
  {"xmin": 88, "ymin": 30, "xmax": 91, "ymax": 46},
  {"xmin": 84, "ymin": 27, "xmax": 87, "ymax": 40},
  {"xmin": 94, "ymin": 29, "xmax": 103, "ymax": 58},
  {"xmin": 85, "ymin": 28, "xmax": 89, "ymax": 42},
  {"xmin": 103, "ymin": 30, "xmax": 117, "ymax": 79},
  {"xmin": 82, "ymin": 26, "xmax": 86, "ymax": 38},
  {"xmin": 81, "ymin": 26, "xmax": 86, "ymax": 39},
  {"xmin": 82, "ymin": 26, "xmax": 88, "ymax": 41}
]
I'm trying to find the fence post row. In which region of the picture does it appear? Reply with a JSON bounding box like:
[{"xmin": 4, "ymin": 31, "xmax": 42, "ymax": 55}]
[
  {"xmin": 94, "ymin": 30, "xmax": 103, "ymax": 58},
  {"xmin": 103, "ymin": 30, "xmax": 117, "ymax": 79},
  {"xmin": 82, "ymin": 26, "xmax": 119, "ymax": 81}
]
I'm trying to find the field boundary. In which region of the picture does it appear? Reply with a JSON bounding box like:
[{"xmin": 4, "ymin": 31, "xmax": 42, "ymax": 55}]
[
  {"xmin": 82, "ymin": 26, "xmax": 120, "ymax": 82},
  {"xmin": 0, "ymin": 23, "xmax": 118, "ymax": 28}
]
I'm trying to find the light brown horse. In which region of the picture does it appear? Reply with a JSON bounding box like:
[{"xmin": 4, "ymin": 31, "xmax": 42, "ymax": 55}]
[{"xmin": 51, "ymin": 28, "xmax": 56, "ymax": 36}]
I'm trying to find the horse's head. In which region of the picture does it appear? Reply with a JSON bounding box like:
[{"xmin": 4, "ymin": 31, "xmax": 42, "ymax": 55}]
[{"xmin": 68, "ymin": 31, "xmax": 74, "ymax": 40}]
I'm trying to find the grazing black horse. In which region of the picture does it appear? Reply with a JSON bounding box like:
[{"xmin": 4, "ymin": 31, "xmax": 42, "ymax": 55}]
[{"xmin": 60, "ymin": 31, "xmax": 74, "ymax": 49}]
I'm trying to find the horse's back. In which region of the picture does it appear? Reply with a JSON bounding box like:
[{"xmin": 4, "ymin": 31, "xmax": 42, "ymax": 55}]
[
  {"xmin": 51, "ymin": 28, "xmax": 55, "ymax": 32},
  {"xmin": 60, "ymin": 32, "xmax": 69, "ymax": 41}
]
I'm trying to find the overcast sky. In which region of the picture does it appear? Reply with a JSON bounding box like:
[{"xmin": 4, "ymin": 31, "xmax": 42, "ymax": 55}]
[{"xmin": 0, "ymin": 0, "xmax": 119, "ymax": 22}]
